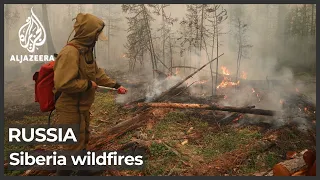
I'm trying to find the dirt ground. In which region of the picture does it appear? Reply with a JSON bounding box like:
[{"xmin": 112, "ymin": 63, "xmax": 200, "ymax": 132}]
[{"xmin": 3, "ymin": 73, "xmax": 316, "ymax": 176}]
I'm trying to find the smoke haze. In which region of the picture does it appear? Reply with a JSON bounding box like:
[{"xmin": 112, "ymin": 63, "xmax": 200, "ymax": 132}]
[{"xmin": 4, "ymin": 4, "xmax": 316, "ymax": 129}]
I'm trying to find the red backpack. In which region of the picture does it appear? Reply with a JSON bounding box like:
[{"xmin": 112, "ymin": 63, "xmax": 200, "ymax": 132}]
[
  {"xmin": 33, "ymin": 44, "xmax": 79, "ymax": 120},
  {"xmin": 33, "ymin": 61, "xmax": 56, "ymax": 112}
]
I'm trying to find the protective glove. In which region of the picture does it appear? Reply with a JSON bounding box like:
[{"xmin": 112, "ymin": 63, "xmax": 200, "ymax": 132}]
[{"xmin": 117, "ymin": 86, "xmax": 127, "ymax": 94}]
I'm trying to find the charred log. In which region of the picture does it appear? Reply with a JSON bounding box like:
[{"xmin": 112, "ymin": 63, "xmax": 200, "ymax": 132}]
[{"xmin": 138, "ymin": 103, "xmax": 277, "ymax": 116}]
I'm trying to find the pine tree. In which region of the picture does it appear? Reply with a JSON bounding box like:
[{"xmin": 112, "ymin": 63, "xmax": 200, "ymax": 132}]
[
  {"xmin": 155, "ymin": 4, "xmax": 177, "ymax": 73},
  {"xmin": 206, "ymin": 5, "xmax": 228, "ymax": 95},
  {"xmin": 122, "ymin": 4, "xmax": 158, "ymax": 75}
]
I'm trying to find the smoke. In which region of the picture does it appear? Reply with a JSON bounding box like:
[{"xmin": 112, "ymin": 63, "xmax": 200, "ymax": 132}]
[
  {"xmin": 145, "ymin": 75, "xmax": 182, "ymax": 102},
  {"xmin": 115, "ymin": 93, "xmax": 131, "ymax": 104}
]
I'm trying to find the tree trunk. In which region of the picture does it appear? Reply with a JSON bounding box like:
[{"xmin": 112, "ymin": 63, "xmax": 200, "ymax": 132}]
[
  {"xmin": 162, "ymin": 7, "xmax": 166, "ymax": 72},
  {"xmin": 303, "ymin": 4, "xmax": 308, "ymax": 64},
  {"xmin": 210, "ymin": 22, "xmax": 215, "ymax": 96},
  {"xmin": 42, "ymin": 4, "xmax": 56, "ymax": 55},
  {"xmin": 303, "ymin": 4, "xmax": 307, "ymax": 36},
  {"xmin": 142, "ymin": 5, "xmax": 157, "ymax": 74},
  {"xmin": 4, "ymin": 5, "xmax": 9, "ymax": 64},
  {"xmin": 169, "ymin": 36, "xmax": 173, "ymax": 74},
  {"xmin": 199, "ymin": 4, "xmax": 205, "ymax": 54},
  {"xmin": 141, "ymin": 6, "xmax": 155, "ymax": 77},
  {"xmin": 189, "ymin": 42, "xmax": 192, "ymax": 74},
  {"xmin": 195, "ymin": 5, "xmax": 199, "ymax": 63},
  {"xmin": 150, "ymin": 52, "xmax": 155, "ymax": 77},
  {"xmin": 107, "ymin": 5, "xmax": 111, "ymax": 64},
  {"xmin": 214, "ymin": 7, "xmax": 219, "ymax": 95},
  {"xmin": 311, "ymin": 4, "xmax": 315, "ymax": 36},
  {"xmin": 236, "ymin": 18, "xmax": 241, "ymax": 84}
]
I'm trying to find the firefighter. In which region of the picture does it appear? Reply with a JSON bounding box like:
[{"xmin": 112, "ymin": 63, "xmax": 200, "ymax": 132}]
[{"xmin": 53, "ymin": 13, "xmax": 127, "ymax": 176}]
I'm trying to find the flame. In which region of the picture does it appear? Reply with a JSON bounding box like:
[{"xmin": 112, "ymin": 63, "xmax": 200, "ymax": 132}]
[
  {"xmin": 241, "ymin": 71, "xmax": 247, "ymax": 79},
  {"xmin": 233, "ymin": 114, "xmax": 243, "ymax": 122},
  {"xmin": 256, "ymin": 93, "xmax": 261, "ymax": 102},
  {"xmin": 217, "ymin": 78, "xmax": 239, "ymax": 89},
  {"xmin": 221, "ymin": 66, "xmax": 230, "ymax": 75},
  {"xmin": 216, "ymin": 66, "xmax": 240, "ymax": 89},
  {"xmin": 250, "ymin": 88, "xmax": 261, "ymax": 102},
  {"xmin": 175, "ymin": 68, "xmax": 180, "ymax": 75},
  {"xmin": 122, "ymin": 54, "xmax": 126, "ymax": 58},
  {"xmin": 280, "ymin": 99, "xmax": 284, "ymax": 104}
]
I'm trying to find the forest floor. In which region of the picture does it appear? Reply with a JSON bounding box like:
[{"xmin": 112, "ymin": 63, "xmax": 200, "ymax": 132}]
[{"xmin": 3, "ymin": 72, "xmax": 316, "ymax": 176}]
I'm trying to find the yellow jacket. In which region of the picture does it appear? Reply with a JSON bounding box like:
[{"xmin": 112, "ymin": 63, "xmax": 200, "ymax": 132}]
[{"xmin": 53, "ymin": 13, "xmax": 119, "ymax": 112}]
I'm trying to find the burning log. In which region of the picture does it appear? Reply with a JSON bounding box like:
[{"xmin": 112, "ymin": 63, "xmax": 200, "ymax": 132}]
[{"xmin": 137, "ymin": 103, "xmax": 277, "ymax": 116}]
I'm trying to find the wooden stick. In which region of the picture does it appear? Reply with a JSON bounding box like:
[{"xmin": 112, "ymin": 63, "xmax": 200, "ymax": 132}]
[
  {"xmin": 137, "ymin": 103, "xmax": 278, "ymax": 116},
  {"xmin": 171, "ymin": 65, "xmax": 198, "ymax": 70}
]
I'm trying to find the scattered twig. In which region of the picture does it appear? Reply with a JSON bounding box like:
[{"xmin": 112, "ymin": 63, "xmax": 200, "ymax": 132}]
[{"xmin": 162, "ymin": 142, "xmax": 182, "ymax": 158}]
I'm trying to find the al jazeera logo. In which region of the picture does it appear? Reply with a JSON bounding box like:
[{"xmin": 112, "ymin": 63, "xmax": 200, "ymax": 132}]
[{"xmin": 10, "ymin": 7, "xmax": 55, "ymax": 63}]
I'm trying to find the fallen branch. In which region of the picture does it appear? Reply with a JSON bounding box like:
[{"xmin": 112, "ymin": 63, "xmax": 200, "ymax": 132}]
[
  {"xmin": 88, "ymin": 111, "xmax": 152, "ymax": 150},
  {"xmin": 138, "ymin": 103, "xmax": 277, "ymax": 116},
  {"xmin": 154, "ymin": 69, "xmax": 168, "ymax": 79},
  {"xmin": 173, "ymin": 81, "xmax": 198, "ymax": 97},
  {"xmin": 171, "ymin": 66, "xmax": 228, "ymax": 78},
  {"xmin": 155, "ymin": 54, "xmax": 174, "ymax": 75},
  {"xmin": 171, "ymin": 65, "xmax": 198, "ymax": 70},
  {"xmin": 152, "ymin": 53, "xmax": 224, "ymax": 103},
  {"xmin": 163, "ymin": 142, "xmax": 182, "ymax": 158},
  {"xmin": 20, "ymin": 169, "xmax": 55, "ymax": 176}
]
